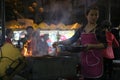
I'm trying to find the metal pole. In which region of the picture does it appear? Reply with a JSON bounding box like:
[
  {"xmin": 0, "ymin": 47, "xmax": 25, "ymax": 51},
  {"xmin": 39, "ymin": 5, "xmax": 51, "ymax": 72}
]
[
  {"xmin": 105, "ymin": 0, "xmax": 111, "ymax": 22},
  {"xmin": 108, "ymin": 0, "xmax": 111, "ymax": 22},
  {"xmin": 0, "ymin": 0, "xmax": 5, "ymax": 47}
]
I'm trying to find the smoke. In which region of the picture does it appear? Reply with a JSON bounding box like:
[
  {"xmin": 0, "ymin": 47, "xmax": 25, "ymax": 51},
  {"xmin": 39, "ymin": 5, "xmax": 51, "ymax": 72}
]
[
  {"xmin": 44, "ymin": 1, "xmax": 72, "ymax": 24},
  {"xmin": 31, "ymin": 28, "xmax": 49, "ymax": 56},
  {"xmin": 37, "ymin": 0, "xmax": 97, "ymax": 24}
]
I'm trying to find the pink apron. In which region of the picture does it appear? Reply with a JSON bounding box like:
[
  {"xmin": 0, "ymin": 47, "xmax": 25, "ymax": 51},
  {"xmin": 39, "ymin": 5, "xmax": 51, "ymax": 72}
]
[{"xmin": 80, "ymin": 33, "xmax": 103, "ymax": 78}]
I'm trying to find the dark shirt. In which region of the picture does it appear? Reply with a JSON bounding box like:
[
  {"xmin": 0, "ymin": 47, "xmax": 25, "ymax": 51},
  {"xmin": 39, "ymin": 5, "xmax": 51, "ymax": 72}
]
[{"xmin": 111, "ymin": 28, "xmax": 120, "ymax": 44}]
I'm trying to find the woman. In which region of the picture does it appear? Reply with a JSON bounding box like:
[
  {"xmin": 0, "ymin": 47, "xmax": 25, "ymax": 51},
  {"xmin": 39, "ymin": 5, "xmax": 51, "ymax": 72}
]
[
  {"xmin": 110, "ymin": 24, "xmax": 120, "ymax": 59},
  {"xmin": 100, "ymin": 20, "xmax": 119, "ymax": 80},
  {"xmin": 53, "ymin": 6, "xmax": 107, "ymax": 80}
]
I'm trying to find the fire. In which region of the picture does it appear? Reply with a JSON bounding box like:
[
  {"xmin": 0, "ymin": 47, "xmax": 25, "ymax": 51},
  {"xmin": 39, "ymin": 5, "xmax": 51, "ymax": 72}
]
[
  {"xmin": 22, "ymin": 40, "xmax": 32, "ymax": 57},
  {"xmin": 23, "ymin": 46, "xmax": 32, "ymax": 57},
  {"xmin": 22, "ymin": 22, "xmax": 81, "ymax": 57}
]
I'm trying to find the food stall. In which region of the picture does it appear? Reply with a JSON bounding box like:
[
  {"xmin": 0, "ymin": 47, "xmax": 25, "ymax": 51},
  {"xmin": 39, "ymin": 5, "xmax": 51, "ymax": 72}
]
[{"xmin": 5, "ymin": 20, "xmax": 81, "ymax": 80}]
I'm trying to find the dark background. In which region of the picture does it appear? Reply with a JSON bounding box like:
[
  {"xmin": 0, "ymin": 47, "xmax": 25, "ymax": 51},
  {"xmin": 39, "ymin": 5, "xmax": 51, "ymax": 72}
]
[{"xmin": 0, "ymin": 0, "xmax": 120, "ymax": 26}]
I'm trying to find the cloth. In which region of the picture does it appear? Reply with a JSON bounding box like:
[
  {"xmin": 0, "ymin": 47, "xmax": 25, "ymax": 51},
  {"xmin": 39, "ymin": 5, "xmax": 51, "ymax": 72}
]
[
  {"xmin": 80, "ymin": 33, "xmax": 103, "ymax": 78},
  {"xmin": 0, "ymin": 43, "xmax": 24, "ymax": 77}
]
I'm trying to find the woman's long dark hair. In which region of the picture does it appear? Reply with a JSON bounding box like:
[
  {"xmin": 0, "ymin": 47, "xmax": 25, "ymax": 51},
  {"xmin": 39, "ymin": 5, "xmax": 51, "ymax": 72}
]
[
  {"xmin": 95, "ymin": 25, "xmax": 107, "ymax": 43},
  {"xmin": 95, "ymin": 20, "xmax": 111, "ymax": 47}
]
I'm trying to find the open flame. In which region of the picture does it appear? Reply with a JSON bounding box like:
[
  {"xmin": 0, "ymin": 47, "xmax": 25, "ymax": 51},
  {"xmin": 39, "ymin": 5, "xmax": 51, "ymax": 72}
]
[
  {"xmin": 23, "ymin": 46, "xmax": 32, "ymax": 57},
  {"xmin": 22, "ymin": 40, "xmax": 32, "ymax": 57}
]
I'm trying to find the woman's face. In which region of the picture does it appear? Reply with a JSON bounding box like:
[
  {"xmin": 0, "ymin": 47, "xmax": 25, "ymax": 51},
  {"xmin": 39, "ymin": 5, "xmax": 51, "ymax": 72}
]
[{"xmin": 86, "ymin": 9, "xmax": 99, "ymax": 24}]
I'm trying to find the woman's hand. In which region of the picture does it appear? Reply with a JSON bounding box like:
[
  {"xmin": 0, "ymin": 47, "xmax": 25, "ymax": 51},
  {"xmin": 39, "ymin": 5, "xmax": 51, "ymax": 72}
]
[
  {"xmin": 83, "ymin": 44, "xmax": 93, "ymax": 51},
  {"xmin": 84, "ymin": 43, "xmax": 105, "ymax": 51}
]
